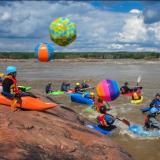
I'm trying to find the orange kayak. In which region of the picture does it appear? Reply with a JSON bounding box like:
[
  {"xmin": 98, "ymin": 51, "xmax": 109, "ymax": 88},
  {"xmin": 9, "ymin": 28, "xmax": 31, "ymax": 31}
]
[{"xmin": 0, "ymin": 94, "xmax": 58, "ymax": 111}]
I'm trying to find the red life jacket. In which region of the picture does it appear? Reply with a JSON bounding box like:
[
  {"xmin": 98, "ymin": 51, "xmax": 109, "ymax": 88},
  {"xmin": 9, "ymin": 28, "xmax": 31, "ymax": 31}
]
[
  {"xmin": 98, "ymin": 114, "xmax": 108, "ymax": 127},
  {"xmin": 5, "ymin": 75, "xmax": 20, "ymax": 94}
]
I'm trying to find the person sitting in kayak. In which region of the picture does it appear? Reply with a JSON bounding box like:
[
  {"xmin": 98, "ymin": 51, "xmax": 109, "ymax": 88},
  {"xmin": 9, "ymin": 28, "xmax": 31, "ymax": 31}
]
[
  {"xmin": 144, "ymin": 107, "xmax": 160, "ymax": 130},
  {"xmin": 131, "ymin": 88, "xmax": 142, "ymax": 100},
  {"xmin": 2, "ymin": 66, "xmax": 21, "ymax": 99},
  {"xmin": 97, "ymin": 113, "xmax": 116, "ymax": 129},
  {"xmin": 2, "ymin": 66, "xmax": 36, "ymax": 110},
  {"xmin": 74, "ymin": 82, "xmax": 82, "ymax": 93},
  {"xmin": 149, "ymin": 93, "xmax": 160, "ymax": 109},
  {"xmin": 94, "ymin": 97, "xmax": 111, "ymax": 113},
  {"xmin": 81, "ymin": 80, "xmax": 90, "ymax": 90},
  {"xmin": 61, "ymin": 80, "xmax": 70, "ymax": 92},
  {"xmin": 120, "ymin": 82, "xmax": 131, "ymax": 94},
  {"xmin": 45, "ymin": 82, "xmax": 53, "ymax": 94}
]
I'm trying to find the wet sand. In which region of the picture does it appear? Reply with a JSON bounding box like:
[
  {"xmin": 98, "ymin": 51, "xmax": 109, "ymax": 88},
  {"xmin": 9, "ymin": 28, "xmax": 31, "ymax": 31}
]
[{"xmin": 0, "ymin": 58, "xmax": 160, "ymax": 160}]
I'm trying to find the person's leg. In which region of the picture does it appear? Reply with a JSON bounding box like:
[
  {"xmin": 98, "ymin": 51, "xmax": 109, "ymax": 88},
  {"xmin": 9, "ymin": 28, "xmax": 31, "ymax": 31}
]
[{"xmin": 149, "ymin": 117, "xmax": 160, "ymax": 129}]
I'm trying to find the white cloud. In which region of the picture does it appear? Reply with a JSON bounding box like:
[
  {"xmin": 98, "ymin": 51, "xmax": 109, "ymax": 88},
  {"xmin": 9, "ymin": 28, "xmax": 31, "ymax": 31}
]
[
  {"xmin": 130, "ymin": 9, "xmax": 141, "ymax": 14},
  {"xmin": 0, "ymin": 1, "xmax": 160, "ymax": 52},
  {"xmin": 116, "ymin": 14, "xmax": 148, "ymax": 42}
]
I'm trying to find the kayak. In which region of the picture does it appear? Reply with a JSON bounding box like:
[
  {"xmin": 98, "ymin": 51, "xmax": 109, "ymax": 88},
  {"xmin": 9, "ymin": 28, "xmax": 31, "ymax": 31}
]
[
  {"xmin": 70, "ymin": 93, "xmax": 94, "ymax": 105},
  {"xmin": 129, "ymin": 124, "xmax": 160, "ymax": 137},
  {"xmin": 131, "ymin": 96, "xmax": 143, "ymax": 104},
  {"xmin": 121, "ymin": 88, "xmax": 142, "ymax": 97},
  {"xmin": 0, "ymin": 94, "xmax": 58, "ymax": 110},
  {"xmin": 18, "ymin": 86, "xmax": 32, "ymax": 92},
  {"xmin": 49, "ymin": 90, "xmax": 64, "ymax": 96},
  {"xmin": 86, "ymin": 124, "xmax": 116, "ymax": 135},
  {"xmin": 140, "ymin": 106, "xmax": 160, "ymax": 113},
  {"xmin": 120, "ymin": 92, "xmax": 132, "ymax": 97}
]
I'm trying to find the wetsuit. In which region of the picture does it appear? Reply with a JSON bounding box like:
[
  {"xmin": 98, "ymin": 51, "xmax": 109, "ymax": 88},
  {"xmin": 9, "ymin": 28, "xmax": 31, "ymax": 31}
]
[
  {"xmin": 150, "ymin": 98, "xmax": 160, "ymax": 109},
  {"xmin": 74, "ymin": 86, "xmax": 81, "ymax": 93},
  {"xmin": 2, "ymin": 75, "xmax": 19, "ymax": 99},
  {"xmin": 61, "ymin": 83, "xmax": 70, "ymax": 91},
  {"xmin": 120, "ymin": 85, "xmax": 131, "ymax": 94},
  {"xmin": 81, "ymin": 83, "xmax": 89, "ymax": 89},
  {"xmin": 45, "ymin": 84, "xmax": 53, "ymax": 94}
]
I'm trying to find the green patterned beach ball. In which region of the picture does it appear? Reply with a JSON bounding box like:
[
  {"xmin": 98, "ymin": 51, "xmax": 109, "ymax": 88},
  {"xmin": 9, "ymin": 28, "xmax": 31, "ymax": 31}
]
[{"xmin": 49, "ymin": 17, "xmax": 76, "ymax": 46}]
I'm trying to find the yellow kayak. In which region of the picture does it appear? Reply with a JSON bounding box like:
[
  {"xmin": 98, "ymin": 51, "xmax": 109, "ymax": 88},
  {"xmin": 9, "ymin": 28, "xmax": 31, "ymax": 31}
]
[{"xmin": 131, "ymin": 96, "xmax": 144, "ymax": 104}]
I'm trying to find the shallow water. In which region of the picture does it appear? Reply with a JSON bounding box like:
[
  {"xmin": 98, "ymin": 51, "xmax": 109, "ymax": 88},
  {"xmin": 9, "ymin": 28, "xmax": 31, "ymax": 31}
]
[{"xmin": 0, "ymin": 59, "xmax": 160, "ymax": 160}]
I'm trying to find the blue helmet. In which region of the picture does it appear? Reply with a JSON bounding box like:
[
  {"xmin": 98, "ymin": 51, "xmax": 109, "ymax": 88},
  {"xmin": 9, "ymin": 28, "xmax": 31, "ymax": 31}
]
[
  {"xmin": 149, "ymin": 107, "xmax": 159, "ymax": 114},
  {"xmin": 6, "ymin": 66, "xmax": 17, "ymax": 75}
]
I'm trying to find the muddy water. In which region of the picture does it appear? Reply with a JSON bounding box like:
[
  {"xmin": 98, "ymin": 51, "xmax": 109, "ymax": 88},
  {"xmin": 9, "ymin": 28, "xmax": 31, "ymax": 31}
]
[{"xmin": 0, "ymin": 59, "xmax": 160, "ymax": 160}]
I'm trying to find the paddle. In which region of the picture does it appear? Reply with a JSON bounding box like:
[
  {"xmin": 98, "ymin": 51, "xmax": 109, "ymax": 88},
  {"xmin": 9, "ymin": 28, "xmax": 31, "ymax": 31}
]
[
  {"xmin": 136, "ymin": 75, "xmax": 141, "ymax": 86},
  {"xmin": 107, "ymin": 113, "xmax": 130, "ymax": 126}
]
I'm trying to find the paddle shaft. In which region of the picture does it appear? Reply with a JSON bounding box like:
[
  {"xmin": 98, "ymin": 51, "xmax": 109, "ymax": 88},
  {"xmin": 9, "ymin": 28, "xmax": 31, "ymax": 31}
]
[{"xmin": 107, "ymin": 113, "xmax": 130, "ymax": 126}]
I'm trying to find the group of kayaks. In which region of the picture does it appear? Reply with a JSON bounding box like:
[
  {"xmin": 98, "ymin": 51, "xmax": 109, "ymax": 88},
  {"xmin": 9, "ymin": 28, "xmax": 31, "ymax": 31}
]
[{"xmin": 0, "ymin": 84, "xmax": 159, "ymax": 138}]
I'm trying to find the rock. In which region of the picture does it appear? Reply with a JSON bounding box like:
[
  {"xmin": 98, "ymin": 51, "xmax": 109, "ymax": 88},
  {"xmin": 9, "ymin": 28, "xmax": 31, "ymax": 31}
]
[{"xmin": 0, "ymin": 96, "xmax": 133, "ymax": 160}]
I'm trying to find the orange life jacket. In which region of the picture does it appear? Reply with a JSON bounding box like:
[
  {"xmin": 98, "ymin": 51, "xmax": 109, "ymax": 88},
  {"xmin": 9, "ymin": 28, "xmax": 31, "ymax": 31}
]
[
  {"xmin": 98, "ymin": 114, "xmax": 108, "ymax": 127},
  {"xmin": 4, "ymin": 75, "xmax": 20, "ymax": 94},
  {"xmin": 132, "ymin": 92, "xmax": 141, "ymax": 100}
]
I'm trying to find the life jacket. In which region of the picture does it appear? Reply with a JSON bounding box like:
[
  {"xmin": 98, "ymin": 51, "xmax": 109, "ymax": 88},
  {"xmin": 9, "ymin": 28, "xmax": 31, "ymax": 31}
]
[
  {"xmin": 98, "ymin": 114, "xmax": 108, "ymax": 127},
  {"xmin": 4, "ymin": 75, "xmax": 20, "ymax": 94},
  {"xmin": 132, "ymin": 92, "xmax": 141, "ymax": 100},
  {"xmin": 95, "ymin": 102, "xmax": 104, "ymax": 112}
]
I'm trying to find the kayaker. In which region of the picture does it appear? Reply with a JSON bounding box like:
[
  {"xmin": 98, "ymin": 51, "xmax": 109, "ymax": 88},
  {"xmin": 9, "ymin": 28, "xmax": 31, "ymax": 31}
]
[
  {"xmin": 61, "ymin": 80, "xmax": 70, "ymax": 92},
  {"xmin": 2, "ymin": 66, "xmax": 37, "ymax": 111},
  {"xmin": 149, "ymin": 93, "xmax": 160, "ymax": 109},
  {"xmin": 74, "ymin": 82, "xmax": 82, "ymax": 93},
  {"xmin": 81, "ymin": 80, "xmax": 90, "ymax": 89},
  {"xmin": 97, "ymin": 113, "xmax": 116, "ymax": 128},
  {"xmin": 94, "ymin": 97, "xmax": 111, "ymax": 113},
  {"xmin": 45, "ymin": 82, "xmax": 53, "ymax": 94},
  {"xmin": 131, "ymin": 88, "xmax": 142, "ymax": 100},
  {"xmin": 144, "ymin": 107, "xmax": 160, "ymax": 130},
  {"xmin": 120, "ymin": 82, "xmax": 131, "ymax": 94},
  {"xmin": 2, "ymin": 66, "xmax": 21, "ymax": 99}
]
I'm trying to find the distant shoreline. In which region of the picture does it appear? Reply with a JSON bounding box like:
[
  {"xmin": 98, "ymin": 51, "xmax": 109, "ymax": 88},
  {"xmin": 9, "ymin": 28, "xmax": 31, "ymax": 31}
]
[{"xmin": 0, "ymin": 52, "xmax": 160, "ymax": 60}]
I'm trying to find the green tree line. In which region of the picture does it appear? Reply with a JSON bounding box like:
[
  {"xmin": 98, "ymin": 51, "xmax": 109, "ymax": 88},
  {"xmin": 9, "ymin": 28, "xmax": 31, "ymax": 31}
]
[{"xmin": 0, "ymin": 52, "xmax": 159, "ymax": 59}]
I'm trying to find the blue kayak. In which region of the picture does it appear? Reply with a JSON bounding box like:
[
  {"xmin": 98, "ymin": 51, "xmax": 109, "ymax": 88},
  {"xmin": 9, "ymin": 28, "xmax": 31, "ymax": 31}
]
[
  {"xmin": 129, "ymin": 124, "xmax": 160, "ymax": 137},
  {"xmin": 140, "ymin": 106, "xmax": 160, "ymax": 112},
  {"xmin": 86, "ymin": 124, "xmax": 116, "ymax": 135},
  {"xmin": 70, "ymin": 93, "xmax": 94, "ymax": 105}
]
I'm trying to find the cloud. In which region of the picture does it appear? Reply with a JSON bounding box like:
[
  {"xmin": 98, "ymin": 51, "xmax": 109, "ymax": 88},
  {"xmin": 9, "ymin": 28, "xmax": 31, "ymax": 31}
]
[
  {"xmin": 130, "ymin": 9, "xmax": 141, "ymax": 14},
  {"xmin": 116, "ymin": 12, "xmax": 148, "ymax": 42},
  {"xmin": 0, "ymin": 1, "xmax": 160, "ymax": 52}
]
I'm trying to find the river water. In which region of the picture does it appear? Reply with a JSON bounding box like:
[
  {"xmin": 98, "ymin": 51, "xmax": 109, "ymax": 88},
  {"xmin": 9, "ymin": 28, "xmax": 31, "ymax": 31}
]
[{"xmin": 0, "ymin": 59, "xmax": 160, "ymax": 160}]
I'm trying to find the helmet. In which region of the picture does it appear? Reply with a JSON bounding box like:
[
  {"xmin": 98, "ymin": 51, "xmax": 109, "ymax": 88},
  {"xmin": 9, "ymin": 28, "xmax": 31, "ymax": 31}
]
[
  {"xmin": 155, "ymin": 93, "xmax": 160, "ymax": 97},
  {"xmin": 48, "ymin": 82, "xmax": 52, "ymax": 85},
  {"xmin": 90, "ymin": 92, "xmax": 95, "ymax": 96},
  {"xmin": 124, "ymin": 82, "xmax": 128, "ymax": 85},
  {"xmin": 149, "ymin": 107, "xmax": 159, "ymax": 114},
  {"xmin": 99, "ymin": 106, "xmax": 107, "ymax": 114},
  {"xmin": 0, "ymin": 73, "xmax": 4, "ymax": 77},
  {"xmin": 6, "ymin": 66, "xmax": 17, "ymax": 75},
  {"xmin": 76, "ymin": 82, "xmax": 80, "ymax": 86}
]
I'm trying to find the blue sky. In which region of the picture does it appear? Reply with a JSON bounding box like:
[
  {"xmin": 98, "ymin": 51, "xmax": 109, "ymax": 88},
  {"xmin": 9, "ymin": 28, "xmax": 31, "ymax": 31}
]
[{"xmin": 0, "ymin": 0, "xmax": 160, "ymax": 52}]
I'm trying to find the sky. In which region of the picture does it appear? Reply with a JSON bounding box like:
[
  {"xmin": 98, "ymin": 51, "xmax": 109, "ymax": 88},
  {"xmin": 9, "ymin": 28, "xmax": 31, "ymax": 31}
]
[{"xmin": 0, "ymin": 0, "xmax": 160, "ymax": 52}]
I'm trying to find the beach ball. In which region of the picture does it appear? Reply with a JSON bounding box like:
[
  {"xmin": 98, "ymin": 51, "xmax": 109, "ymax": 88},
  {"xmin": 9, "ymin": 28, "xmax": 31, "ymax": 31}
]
[
  {"xmin": 35, "ymin": 43, "xmax": 54, "ymax": 62},
  {"xmin": 49, "ymin": 17, "xmax": 76, "ymax": 46},
  {"xmin": 96, "ymin": 79, "xmax": 120, "ymax": 102}
]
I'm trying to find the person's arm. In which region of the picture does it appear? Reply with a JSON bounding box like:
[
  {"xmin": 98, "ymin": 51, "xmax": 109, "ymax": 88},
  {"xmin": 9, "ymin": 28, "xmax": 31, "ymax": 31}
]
[{"xmin": 150, "ymin": 99, "xmax": 155, "ymax": 108}]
